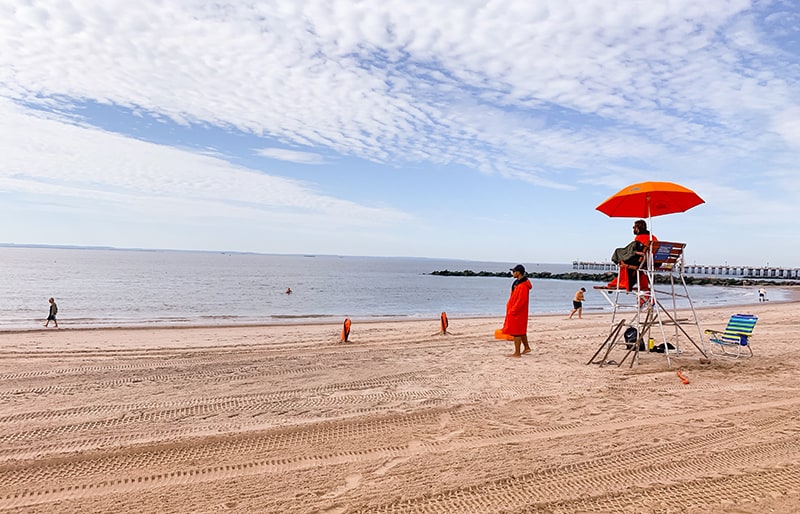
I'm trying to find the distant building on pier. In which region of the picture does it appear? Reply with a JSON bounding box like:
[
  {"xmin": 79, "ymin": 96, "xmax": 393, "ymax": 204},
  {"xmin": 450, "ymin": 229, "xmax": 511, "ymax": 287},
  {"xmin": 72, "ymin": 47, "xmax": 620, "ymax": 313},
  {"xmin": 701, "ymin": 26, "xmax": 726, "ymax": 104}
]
[{"xmin": 572, "ymin": 261, "xmax": 800, "ymax": 279}]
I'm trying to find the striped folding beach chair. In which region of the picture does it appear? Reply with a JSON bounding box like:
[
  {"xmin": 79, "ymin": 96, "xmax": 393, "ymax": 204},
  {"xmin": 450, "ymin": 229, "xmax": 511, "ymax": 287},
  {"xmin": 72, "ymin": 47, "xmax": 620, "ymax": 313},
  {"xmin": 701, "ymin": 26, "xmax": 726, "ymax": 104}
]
[{"xmin": 706, "ymin": 314, "xmax": 758, "ymax": 358}]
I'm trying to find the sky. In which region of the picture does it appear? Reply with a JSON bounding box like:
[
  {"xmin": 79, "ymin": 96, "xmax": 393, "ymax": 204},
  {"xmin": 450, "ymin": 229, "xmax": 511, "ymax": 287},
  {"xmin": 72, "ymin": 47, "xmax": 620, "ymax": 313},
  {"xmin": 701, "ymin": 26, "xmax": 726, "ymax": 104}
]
[{"xmin": 1, "ymin": 0, "xmax": 799, "ymax": 267}]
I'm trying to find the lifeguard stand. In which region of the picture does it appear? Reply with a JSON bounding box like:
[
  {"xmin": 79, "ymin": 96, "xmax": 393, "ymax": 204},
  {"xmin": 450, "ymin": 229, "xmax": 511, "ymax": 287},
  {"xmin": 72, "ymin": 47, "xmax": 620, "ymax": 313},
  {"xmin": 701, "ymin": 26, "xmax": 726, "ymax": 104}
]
[{"xmin": 590, "ymin": 241, "xmax": 708, "ymax": 367}]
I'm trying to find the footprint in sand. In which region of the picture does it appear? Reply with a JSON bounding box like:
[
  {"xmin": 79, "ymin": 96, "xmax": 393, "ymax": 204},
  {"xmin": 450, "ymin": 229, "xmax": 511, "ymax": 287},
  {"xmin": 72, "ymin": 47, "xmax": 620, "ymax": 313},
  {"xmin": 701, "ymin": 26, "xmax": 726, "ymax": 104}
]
[
  {"xmin": 322, "ymin": 473, "xmax": 362, "ymax": 499},
  {"xmin": 321, "ymin": 506, "xmax": 346, "ymax": 514},
  {"xmin": 433, "ymin": 429, "xmax": 464, "ymax": 441},
  {"xmin": 374, "ymin": 456, "xmax": 411, "ymax": 476}
]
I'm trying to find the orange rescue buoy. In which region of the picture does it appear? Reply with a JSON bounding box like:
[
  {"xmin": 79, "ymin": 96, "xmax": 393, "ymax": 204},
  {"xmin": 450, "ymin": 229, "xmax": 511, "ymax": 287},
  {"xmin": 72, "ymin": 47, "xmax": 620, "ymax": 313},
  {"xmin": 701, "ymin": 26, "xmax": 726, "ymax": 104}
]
[
  {"xmin": 494, "ymin": 329, "xmax": 514, "ymax": 341},
  {"xmin": 340, "ymin": 318, "xmax": 352, "ymax": 343}
]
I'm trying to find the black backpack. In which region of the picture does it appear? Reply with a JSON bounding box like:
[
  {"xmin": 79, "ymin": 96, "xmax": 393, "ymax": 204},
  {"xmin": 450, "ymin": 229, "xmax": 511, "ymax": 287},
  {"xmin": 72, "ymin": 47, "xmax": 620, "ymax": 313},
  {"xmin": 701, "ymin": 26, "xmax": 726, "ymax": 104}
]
[{"xmin": 624, "ymin": 327, "xmax": 644, "ymax": 350}]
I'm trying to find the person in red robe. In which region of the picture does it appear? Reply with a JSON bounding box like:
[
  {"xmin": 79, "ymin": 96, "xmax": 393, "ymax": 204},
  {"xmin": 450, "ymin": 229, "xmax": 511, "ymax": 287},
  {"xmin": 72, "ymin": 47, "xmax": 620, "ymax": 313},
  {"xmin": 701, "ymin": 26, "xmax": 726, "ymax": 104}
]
[
  {"xmin": 502, "ymin": 264, "xmax": 532, "ymax": 357},
  {"xmin": 607, "ymin": 219, "xmax": 657, "ymax": 292}
]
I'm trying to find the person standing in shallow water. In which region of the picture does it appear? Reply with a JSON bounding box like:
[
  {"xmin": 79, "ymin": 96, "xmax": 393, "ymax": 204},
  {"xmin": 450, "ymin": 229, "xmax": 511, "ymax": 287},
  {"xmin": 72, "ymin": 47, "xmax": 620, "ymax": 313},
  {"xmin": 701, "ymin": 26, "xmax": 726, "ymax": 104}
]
[
  {"xmin": 503, "ymin": 264, "xmax": 532, "ymax": 358},
  {"xmin": 43, "ymin": 297, "xmax": 58, "ymax": 328}
]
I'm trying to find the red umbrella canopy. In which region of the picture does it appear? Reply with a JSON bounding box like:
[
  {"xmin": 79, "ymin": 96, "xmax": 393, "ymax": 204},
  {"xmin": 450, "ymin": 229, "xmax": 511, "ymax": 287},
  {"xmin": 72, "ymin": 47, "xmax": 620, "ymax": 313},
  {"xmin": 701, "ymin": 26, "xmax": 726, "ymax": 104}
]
[{"xmin": 596, "ymin": 181, "xmax": 704, "ymax": 218}]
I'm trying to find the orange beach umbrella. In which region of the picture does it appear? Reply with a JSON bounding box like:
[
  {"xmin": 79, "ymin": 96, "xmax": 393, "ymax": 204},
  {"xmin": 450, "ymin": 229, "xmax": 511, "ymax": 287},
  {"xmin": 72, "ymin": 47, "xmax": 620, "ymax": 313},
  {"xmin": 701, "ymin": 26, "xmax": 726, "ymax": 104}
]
[{"xmin": 596, "ymin": 181, "xmax": 704, "ymax": 219}]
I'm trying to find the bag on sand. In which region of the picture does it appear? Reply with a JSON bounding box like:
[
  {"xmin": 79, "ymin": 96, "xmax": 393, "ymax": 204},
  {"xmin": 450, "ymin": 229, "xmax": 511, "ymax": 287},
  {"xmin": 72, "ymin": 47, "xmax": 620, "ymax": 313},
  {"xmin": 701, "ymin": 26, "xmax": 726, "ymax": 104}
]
[
  {"xmin": 650, "ymin": 342, "xmax": 676, "ymax": 353},
  {"xmin": 624, "ymin": 327, "xmax": 645, "ymax": 351}
]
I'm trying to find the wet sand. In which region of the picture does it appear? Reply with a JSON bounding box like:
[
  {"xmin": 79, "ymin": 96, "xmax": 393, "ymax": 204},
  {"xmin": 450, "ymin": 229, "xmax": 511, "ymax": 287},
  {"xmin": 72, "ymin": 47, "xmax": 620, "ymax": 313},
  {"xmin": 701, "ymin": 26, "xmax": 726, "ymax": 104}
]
[{"xmin": 1, "ymin": 301, "xmax": 799, "ymax": 513}]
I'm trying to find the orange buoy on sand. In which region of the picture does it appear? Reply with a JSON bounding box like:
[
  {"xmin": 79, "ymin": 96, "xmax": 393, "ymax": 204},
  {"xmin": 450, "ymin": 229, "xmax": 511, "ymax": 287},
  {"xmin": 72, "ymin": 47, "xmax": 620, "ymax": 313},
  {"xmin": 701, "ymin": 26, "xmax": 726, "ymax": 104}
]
[
  {"xmin": 340, "ymin": 318, "xmax": 352, "ymax": 343},
  {"xmin": 440, "ymin": 312, "xmax": 449, "ymax": 334},
  {"xmin": 494, "ymin": 329, "xmax": 514, "ymax": 341}
]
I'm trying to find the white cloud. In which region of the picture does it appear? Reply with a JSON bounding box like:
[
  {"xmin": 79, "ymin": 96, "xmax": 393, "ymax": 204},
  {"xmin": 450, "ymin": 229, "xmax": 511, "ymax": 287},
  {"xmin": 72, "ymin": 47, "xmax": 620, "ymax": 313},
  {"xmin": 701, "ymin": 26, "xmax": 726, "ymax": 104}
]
[
  {"xmin": 256, "ymin": 148, "xmax": 325, "ymax": 164},
  {"xmin": 0, "ymin": 0, "xmax": 799, "ymax": 262},
  {"xmin": 0, "ymin": 99, "xmax": 407, "ymax": 228},
  {"xmin": 771, "ymin": 107, "xmax": 800, "ymax": 149},
  {"xmin": 2, "ymin": 0, "xmax": 795, "ymax": 187}
]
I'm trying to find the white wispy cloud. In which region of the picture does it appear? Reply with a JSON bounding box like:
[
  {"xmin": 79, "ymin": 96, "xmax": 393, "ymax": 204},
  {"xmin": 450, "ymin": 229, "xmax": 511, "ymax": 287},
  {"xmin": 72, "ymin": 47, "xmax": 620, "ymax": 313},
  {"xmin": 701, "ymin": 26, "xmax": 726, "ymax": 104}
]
[
  {"xmin": 0, "ymin": 99, "xmax": 407, "ymax": 227},
  {"xmin": 1, "ymin": 0, "xmax": 799, "ymax": 262},
  {"xmin": 4, "ymin": 0, "xmax": 795, "ymax": 185},
  {"xmin": 256, "ymin": 148, "xmax": 326, "ymax": 164},
  {"xmin": 771, "ymin": 107, "xmax": 800, "ymax": 149}
]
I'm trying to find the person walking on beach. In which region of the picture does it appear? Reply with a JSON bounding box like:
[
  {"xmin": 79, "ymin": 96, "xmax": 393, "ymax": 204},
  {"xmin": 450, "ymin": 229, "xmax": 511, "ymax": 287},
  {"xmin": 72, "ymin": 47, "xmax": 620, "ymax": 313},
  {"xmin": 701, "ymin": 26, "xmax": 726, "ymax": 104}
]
[
  {"xmin": 569, "ymin": 287, "xmax": 586, "ymax": 320},
  {"xmin": 502, "ymin": 264, "xmax": 532, "ymax": 358},
  {"xmin": 43, "ymin": 297, "xmax": 58, "ymax": 328},
  {"xmin": 758, "ymin": 287, "xmax": 766, "ymax": 302}
]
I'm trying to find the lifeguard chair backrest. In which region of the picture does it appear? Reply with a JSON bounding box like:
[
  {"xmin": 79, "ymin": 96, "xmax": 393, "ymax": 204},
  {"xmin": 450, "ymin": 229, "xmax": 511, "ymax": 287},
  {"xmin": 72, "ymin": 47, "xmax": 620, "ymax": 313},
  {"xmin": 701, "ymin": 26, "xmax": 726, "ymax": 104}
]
[
  {"xmin": 651, "ymin": 241, "xmax": 686, "ymax": 271},
  {"xmin": 719, "ymin": 314, "xmax": 758, "ymax": 345}
]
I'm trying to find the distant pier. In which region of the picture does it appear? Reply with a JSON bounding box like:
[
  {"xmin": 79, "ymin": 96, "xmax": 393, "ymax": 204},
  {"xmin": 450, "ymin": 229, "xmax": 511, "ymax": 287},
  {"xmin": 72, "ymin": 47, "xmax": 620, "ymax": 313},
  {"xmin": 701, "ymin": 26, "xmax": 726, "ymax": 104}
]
[{"xmin": 572, "ymin": 261, "xmax": 800, "ymax": 279}]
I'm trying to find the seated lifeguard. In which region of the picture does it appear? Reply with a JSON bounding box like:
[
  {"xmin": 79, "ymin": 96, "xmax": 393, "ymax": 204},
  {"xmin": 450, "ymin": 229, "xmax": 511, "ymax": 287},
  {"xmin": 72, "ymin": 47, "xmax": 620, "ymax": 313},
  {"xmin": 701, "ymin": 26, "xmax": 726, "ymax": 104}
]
[{"xmin": 606, "ymin": 219, "xmax": 657, "ymax": 292}]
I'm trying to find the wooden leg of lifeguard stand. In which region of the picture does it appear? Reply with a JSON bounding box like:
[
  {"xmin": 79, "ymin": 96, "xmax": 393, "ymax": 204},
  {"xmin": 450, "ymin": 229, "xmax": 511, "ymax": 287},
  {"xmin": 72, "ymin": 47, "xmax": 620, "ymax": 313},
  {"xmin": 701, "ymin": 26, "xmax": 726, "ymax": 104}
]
[{"xmin": 588, "ymin": 318, "xmax": 627, "ymax": 366}]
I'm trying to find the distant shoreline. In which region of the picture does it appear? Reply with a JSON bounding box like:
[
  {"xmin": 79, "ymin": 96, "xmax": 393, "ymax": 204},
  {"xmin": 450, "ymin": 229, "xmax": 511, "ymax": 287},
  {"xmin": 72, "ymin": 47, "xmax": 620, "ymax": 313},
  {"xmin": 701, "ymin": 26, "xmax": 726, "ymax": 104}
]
[
  {"xmin": 3, "ymin": 244, "xmax": 798, "ymax": 272},
  {"xmin": 5, "ymin": 297, "xmax": 799, "ymax": 334}
]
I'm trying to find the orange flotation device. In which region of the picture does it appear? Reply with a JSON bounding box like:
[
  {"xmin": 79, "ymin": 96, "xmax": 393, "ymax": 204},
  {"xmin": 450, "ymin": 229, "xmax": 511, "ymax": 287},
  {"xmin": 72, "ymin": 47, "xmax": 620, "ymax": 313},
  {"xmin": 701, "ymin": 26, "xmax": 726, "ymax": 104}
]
[
  {"xmin": 494, "ymin": 329, "xmax": 514, "ymax": 341},
  {"xmin": 340, "ymin": 318, "xmax": 351, "ymax": 342},
  {"xmin": 440, "ymin": 312, "xmax": 448, "ymax": 334}
]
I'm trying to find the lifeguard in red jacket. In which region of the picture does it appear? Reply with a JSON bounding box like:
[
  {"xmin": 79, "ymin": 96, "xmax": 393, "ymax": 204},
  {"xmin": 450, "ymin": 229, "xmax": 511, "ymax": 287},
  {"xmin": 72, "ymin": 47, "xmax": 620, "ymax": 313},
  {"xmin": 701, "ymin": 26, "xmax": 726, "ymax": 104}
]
[
  {"xmin": 502, "ymin": 264, "xmax": 532, "ymax": 358},
  {"xmin": 607, "ymin": 219, "xmax": 657, "ymax": 291}
]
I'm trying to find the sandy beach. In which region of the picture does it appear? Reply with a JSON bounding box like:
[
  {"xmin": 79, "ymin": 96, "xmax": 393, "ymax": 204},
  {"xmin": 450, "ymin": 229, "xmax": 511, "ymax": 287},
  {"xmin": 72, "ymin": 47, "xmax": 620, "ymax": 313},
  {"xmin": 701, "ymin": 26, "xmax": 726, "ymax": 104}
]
[{"xmin": 1, "ymin": 301, "xmax": 799, "ymax": 513}]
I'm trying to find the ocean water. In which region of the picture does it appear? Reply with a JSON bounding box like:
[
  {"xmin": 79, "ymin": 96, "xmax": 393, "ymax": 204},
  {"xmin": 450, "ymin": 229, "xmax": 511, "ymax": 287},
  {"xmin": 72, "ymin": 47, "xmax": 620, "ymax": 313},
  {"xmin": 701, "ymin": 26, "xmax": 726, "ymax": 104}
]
[{"xmin": 0, "ymin": 247, "xmax": 786, "ymax": 330}]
